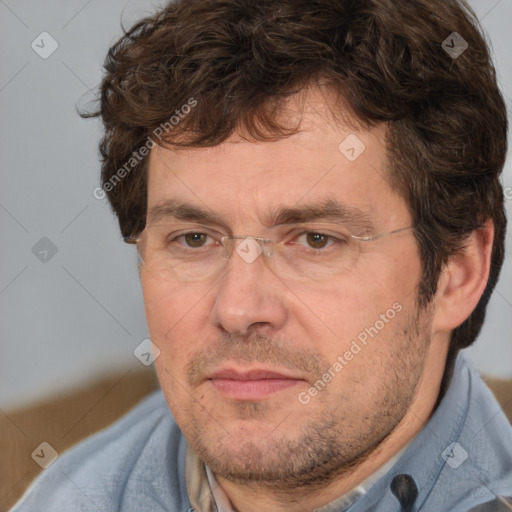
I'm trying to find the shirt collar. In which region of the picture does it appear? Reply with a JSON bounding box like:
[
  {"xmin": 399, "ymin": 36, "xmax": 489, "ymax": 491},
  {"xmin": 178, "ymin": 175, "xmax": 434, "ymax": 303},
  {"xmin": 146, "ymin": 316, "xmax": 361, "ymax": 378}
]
[
  {"xmin": 186, "ymin": 428, "xmax": 413, "ymax": 512},
  {"xmin": 203, "ymin": 442, "xmax": 411, "ymax": 512}
]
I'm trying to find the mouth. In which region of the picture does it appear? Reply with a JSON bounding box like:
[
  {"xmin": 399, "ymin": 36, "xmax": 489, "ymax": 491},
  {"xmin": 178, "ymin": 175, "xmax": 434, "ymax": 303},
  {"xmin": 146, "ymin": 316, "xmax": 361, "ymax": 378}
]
[{"xmin": 207, "ymin": 368, "xmax": 306, "ymax": 401}]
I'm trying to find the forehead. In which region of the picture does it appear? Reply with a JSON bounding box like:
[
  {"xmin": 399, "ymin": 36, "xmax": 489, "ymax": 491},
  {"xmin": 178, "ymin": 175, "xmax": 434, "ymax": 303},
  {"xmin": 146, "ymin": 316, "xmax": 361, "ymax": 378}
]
[{"xmin": 146, "ymin": 88, "xmax": 409, "ymax": 229}]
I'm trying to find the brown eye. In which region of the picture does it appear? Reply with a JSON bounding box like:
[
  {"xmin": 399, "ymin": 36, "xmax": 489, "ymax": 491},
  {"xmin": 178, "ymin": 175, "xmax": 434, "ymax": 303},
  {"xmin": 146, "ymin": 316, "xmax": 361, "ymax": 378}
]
[
  {"xmin": 305, "ymin": 233, "xmax": 329, "ymax": 249},
  {"xmin": 183, "ymin": 233, "xmax": 208, "ymax": 247}
]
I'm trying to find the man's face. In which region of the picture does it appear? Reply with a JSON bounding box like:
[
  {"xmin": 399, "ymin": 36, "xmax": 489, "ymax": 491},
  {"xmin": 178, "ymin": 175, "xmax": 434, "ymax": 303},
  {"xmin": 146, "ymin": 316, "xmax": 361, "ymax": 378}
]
[{"xmin": 141, "ymin": 89, "xmax": 433, "ymax": 489}]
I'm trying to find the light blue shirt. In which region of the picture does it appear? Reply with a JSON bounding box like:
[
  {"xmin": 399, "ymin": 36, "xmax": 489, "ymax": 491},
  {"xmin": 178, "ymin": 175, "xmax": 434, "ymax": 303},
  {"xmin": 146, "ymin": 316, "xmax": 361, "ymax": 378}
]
[{"xmin": 11, "ymin": 354, "xmax": 512, "ymax": 511}]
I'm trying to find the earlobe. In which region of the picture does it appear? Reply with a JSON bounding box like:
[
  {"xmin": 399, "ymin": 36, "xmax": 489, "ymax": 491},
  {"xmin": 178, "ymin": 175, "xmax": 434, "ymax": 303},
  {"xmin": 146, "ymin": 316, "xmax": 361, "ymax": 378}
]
[{"xmin": 433, "ymin": 220, "xmax": 494, "ymax": 333}]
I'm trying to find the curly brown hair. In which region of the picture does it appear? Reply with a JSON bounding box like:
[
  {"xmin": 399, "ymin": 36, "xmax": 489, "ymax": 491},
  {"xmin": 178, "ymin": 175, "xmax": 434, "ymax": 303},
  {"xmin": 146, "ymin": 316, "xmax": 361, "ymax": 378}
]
[{"xmin": 86, "ymin": 0, "xmax": 508, "ymax": 392}]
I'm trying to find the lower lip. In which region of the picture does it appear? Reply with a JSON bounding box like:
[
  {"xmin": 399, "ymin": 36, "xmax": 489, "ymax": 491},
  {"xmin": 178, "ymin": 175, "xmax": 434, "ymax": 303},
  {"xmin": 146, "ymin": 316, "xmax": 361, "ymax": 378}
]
[{"xmin": 209, "ymin": 378, "xmax": 302, "ymax": 401}]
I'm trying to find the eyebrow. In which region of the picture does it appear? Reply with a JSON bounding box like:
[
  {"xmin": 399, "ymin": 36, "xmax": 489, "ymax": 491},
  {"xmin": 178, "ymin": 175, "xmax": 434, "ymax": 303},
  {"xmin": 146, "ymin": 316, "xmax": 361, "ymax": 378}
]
[{"xmin": 146, "ymin": 198, "xmax": 375, "ymax": 233}]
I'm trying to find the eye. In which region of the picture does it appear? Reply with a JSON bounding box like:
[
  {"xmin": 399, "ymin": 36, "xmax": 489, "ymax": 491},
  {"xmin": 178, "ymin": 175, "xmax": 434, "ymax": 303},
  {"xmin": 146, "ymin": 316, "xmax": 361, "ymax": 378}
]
[
  {"xmin": 295, "ymin": 232, "xmax": 335, "ymax": 250},
  {"xmin": 173, "ymin": 232, "xmax": 216, "ymax": 248}
]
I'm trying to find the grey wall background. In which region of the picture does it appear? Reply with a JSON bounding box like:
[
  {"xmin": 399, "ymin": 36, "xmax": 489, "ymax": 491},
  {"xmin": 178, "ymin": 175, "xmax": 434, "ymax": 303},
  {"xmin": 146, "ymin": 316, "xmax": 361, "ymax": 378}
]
[{"xmin": 1, "ymin": 0, "xmax": 511, "ymax": 411}]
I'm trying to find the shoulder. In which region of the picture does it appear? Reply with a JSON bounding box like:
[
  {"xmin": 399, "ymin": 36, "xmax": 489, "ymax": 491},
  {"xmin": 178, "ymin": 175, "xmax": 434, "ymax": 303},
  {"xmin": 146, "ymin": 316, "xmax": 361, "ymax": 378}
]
[
  {"xmin": 10, "ymin": 390, "xmax": 191, "ymax": 512},
  {"xmin": 432, "ymin": 355, "xmax": 512, "ymax": 510},
  {"xmin": 365, "ymin": 354, "xmax": 512, "ymax": 512},
  {"xmin": 462, "ymin": 357, "xmax": 512, "ymax": 481}
]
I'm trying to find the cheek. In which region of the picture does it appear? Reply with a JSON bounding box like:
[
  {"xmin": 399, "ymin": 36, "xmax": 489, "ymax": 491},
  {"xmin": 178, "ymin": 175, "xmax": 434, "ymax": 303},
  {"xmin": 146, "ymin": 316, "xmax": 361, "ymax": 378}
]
[
  {"xmin": 142, "ymin": 276, "xmax": 175, "ymax": 333},
  {"xmin": 289, "ymin": 259, "xmax": 419, "ymax": 360},
  {"xmin": 141, "ymin": 271, "xmax": 199, "ymax": 325},
  {"xmin": 142, "ymin": 275, "xmax": 209, "ymax": 416},
  {"xmin": 141, "ymin": 273, "xmax": 207, "ymax": 361}
]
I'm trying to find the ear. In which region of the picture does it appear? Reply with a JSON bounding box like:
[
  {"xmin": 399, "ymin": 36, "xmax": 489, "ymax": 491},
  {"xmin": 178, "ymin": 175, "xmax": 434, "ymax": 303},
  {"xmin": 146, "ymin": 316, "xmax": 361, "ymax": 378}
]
[{"xmin": 432, "ymin": 220, "xmax": 494, "ymax": 333}]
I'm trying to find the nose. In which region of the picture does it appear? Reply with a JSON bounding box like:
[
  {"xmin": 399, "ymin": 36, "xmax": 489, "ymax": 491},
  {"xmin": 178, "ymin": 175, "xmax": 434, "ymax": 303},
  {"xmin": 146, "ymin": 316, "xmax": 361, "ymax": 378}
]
[{"xmin": 208, "ymin": 239, "xmax": 288, "ymax": 336}]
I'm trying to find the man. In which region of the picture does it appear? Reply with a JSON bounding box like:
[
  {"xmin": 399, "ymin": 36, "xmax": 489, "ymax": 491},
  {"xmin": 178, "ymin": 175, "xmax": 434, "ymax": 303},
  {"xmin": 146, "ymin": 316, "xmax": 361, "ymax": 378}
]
[{"xmin": 12, "ymin": 0, "xmax": 512, "ymax": 510}]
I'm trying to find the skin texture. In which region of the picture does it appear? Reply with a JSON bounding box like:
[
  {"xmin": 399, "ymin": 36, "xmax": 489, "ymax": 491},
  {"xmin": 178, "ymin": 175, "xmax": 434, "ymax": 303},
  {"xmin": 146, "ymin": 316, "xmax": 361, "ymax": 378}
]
[{"xmin": 139, "ymin": 87, "xmax": 493, "ymax": 512}]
